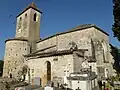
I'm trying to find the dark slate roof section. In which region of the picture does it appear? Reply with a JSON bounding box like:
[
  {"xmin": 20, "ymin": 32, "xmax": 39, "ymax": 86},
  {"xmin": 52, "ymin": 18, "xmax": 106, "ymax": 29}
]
[
  {"xmin": 37, "ymin": 24, "xmax": 109, "ymax": 43},
  {"xmin": 17, "ymin": 2, "xmax": 42, "ymax": 17},
  {"xmin": 5, "ymin": 38, "xmax": 28, "ymax": 43},
  {"xmin": 31, "ymin": 45, "xmax": 57, "ymax": 54},
  {"xmin": 24, "ymin": 49, "xmax": 88, "ymax": 58}
]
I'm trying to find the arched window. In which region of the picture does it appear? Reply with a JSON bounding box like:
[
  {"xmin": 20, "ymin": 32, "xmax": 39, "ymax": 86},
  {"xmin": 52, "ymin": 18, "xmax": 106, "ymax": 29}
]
[
  {"xmin": 20, "ymin": 17, "xmax": 22, "ymax": 21},
  {"xmin": 25, "ymin": 13, "xmax": 27, "ymax": 17},
  {"xmin": 33, "ymin": 13, "xmax": 37, "ymax": 21}
]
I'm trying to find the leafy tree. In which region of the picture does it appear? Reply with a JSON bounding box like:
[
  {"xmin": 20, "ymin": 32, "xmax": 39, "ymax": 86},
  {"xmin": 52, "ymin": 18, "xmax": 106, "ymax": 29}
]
[
  {"xmin": 110, "ymin": 44, "xmax": 120, "ymax": 73},
  {"xmin": 0, "ymin": 60, "xmax": 4, "ymax": 76},
  {"xmin": 112, "ymin": 0, "xmax": 120, "ymax": 41}
]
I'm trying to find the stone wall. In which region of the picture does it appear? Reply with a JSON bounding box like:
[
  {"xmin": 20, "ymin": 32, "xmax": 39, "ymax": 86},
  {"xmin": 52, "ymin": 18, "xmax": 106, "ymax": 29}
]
[
  {"xmin": 36, "ymin": 27, "xmax": 109, "ymax": 57},
  {"xmin": 15, "ymin": 8, "xmax": 41, "ymax": 52},
  {"xmin": 94, "ymin": 28, "xmax": 109, "ymax": 42},
  {"xmin": 15, "ymin": 8, "xmax": 41, "ymax": 42},
  {"xmin": 36, "ymin": 27, "xmax": 96, "ymax": 56},
  {"xmin": 26, "ymin": 54, "xmax": 73, "ymax": 86},
  {"xmin": 3, "ymin": 40, "xmax": 30, "ymax": 78},
  {"xmin": 57, "ymin": 27, "xmax": 95, "ymax": 52},
  {"xmin": 34, "ymin": 26, "xmax": 115, "ymax": 78},
  {"xmin": 36, "ymin": 36, "xmax": 57, "ymax": 52}
]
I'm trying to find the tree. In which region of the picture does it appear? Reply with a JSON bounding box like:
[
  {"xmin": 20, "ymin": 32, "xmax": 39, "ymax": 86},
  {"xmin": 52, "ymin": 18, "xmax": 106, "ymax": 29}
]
[
  {"xmin": 0, "ymin": 60, "xmax": 4, "ymax": 76},
  {"xmin": 112, "ymin": 0, "xmax": 120, "ymax": 41},
  {"xmin": 110, "ymin": 44, "xmax": 120, "ymax": 73}
]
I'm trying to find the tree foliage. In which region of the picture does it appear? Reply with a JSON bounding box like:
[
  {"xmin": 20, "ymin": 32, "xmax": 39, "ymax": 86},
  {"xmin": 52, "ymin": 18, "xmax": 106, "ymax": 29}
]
[
  {"xmin": 112, "ymin": 0, "xmax": 120, "ymax": 41},
  {"xmin": 110, "ymin": 44, "xmax": 120, "ymax": 73}
]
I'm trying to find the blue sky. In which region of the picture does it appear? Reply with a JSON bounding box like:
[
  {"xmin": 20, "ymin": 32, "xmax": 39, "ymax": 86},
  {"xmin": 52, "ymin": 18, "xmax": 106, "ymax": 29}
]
[{"xmin": 0, "ymin": 0, "xmax": 120, "ymax": 60}]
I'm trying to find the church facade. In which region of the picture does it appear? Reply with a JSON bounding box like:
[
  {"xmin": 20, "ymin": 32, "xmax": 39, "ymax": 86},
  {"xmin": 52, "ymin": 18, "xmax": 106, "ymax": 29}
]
[{"xmin": 3, "ymin": 3, "xmax": 115, "ymax": 86}]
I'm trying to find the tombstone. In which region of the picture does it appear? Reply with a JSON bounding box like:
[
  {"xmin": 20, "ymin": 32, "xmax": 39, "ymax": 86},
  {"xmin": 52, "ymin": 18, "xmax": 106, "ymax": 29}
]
[
  {"xmin": 52, "ymin": 76, "xmax": 60, "ymax": 87},
  {"xmin": 46, "ymin": 81, "xmax": 54, "ymax": 87},
  {"xmin": 33, "ymin": 77, "xmax": 41, "ymax": 86},
  {"xmin": 32, "ymin": 77, "xmax": 41, "ymax": 86},
  {"xmin": 44, "ymin": 86, "xmax": 53, "ymax": 90},
  {"xmin": 67, "ymin": 72, "xmax": 98, "ymax": 90}
]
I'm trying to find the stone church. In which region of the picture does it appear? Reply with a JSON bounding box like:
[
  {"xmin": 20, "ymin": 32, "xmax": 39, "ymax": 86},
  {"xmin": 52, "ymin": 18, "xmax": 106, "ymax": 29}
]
[{"xmin": 3, "ymin": 2, "xmax": 115, "ymax": 86}]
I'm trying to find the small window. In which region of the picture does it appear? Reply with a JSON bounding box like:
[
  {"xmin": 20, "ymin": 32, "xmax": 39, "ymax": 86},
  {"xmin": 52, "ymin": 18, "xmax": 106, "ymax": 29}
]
[
  {"xmin": 15, "ymin": 68, "xmax": 16, "ymax": 69},
  {"xmin": 16, "ymin": 54, "xmax": 18, "ymax": 56},
  {"xmin": 20, "ymin": 48, "xmax": 21, "ymax": 50},
  {"xmin": 33, "ymin": 13, "xmax": 37, "ymax": 21},
  {"xmin": 25, "ymin": 48, "xmax": 26, "ymax": 50},
  {"xmin": 18, "ymin": 17, "xmax": 22, "ymax": 30},
  {"xmin": 20, "ymin": 17, "xmax": 22, "ymax": 21},
  {"xmin": 25, "ymin": 13, "xmax": 27, "ymax": 17}
]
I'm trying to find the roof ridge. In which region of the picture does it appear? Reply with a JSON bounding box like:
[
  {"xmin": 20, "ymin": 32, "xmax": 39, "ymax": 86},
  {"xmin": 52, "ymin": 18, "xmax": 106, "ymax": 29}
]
[
  {"xmin": 17, "ymin": 2, "xmax": 42, "ymax": 17},
  {"xmin": 24, "ymin": 2, "xmax": 38, "ymax": 11},
  {"xmin": 37, "ymin": 24, "xmax": 109, "ymax": 43}
]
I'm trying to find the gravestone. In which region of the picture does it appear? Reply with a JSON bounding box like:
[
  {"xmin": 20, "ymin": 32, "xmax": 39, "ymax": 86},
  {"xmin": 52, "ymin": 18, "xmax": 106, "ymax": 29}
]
[
  {"xmin": 32, "ymin": 77, "xmax": 41, "ymax": 86},
  {"xmin": 44, "ymin": 86, "xmax": 53, "ymax": 90}
]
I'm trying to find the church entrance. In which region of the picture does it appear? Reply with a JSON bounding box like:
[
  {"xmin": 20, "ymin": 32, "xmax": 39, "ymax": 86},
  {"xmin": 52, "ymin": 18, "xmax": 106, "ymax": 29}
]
[{"xmin": 46, "ymin": 61, "xmax": 51, "ymax": 82}]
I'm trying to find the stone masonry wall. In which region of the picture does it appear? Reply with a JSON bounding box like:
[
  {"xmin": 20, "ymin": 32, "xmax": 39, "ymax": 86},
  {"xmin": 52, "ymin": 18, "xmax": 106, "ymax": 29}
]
[
  {"xmin": 57, "ymin": 27, "xmax": 95, "ymax": 52},
  {"xmin": 35, "ymin": 27, "xmax": 115, "ymax": 77},
  {"xmin": 36, "ymin": 36, "xmax": 57, "ymax": 51},
  {"xmin": 36, "ymin": 27, "xmax": 96, "ymax": 55},
  {"xmin": 15, "ymin": 8, "xmax": 41, "ymax": 52},
  {"xmin": 37, "ymin": 27, "xmax": 109, "ymax": 53},
  {"xmin": 16, "ymin": 8, "xmax": 41, "ymax": 42},
  {"xmin": 27, "ymin": 54, "xmax": 73, "ymax": 86},
  {"xmin": 3, "ymin": 40, "xmax": 30, "ymax": 78}
]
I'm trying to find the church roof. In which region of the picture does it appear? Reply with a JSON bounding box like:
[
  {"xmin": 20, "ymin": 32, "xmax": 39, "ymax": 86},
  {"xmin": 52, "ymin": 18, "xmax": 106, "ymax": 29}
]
[
  {"xmin": 5, "ymin": 37, "xmax": 28, "ymax": 43},
  {"xmin": 5, "ymin": 38, "xmax": 28, "ymax": 43},
  {"xmin": 37, "ymin": 24, "xmax": 109, "ymax": 43},
  {"xmin": 17, "ymin": 2, "xmax": 42, "ymax": 17},
  {"xmin": 24, "ymin": 49, "xmax": 88, "ymax": 58}
]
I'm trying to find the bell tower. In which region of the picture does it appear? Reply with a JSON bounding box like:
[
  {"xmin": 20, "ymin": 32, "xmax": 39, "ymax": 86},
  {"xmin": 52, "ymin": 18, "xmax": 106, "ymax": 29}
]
[{"xmin": 15, "ymin": 2, "xmax": 42, "ymax": 51}]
